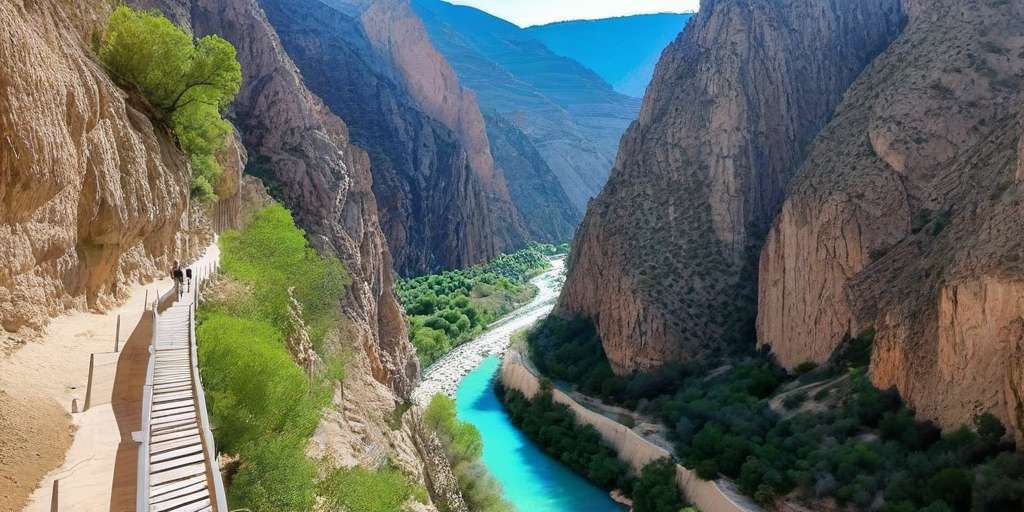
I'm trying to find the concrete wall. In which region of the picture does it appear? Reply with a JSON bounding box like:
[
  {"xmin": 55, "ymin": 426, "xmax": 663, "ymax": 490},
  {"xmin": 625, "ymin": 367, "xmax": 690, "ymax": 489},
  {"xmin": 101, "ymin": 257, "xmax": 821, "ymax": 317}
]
[{"xmin": 500, "ymin": 352, "xmax": 761, "ymax": 512}]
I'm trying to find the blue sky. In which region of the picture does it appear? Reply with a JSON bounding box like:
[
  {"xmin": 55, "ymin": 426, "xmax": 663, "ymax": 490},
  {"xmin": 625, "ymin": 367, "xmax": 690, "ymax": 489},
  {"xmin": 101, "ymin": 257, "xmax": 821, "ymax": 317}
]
[{"xmin": 446, "ymin": 0, "xmax": 699, "ymax": 27}]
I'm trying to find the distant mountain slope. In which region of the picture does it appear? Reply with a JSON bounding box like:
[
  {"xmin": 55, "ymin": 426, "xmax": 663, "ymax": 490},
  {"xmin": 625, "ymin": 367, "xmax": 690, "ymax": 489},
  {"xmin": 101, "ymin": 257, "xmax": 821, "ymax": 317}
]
[
  {"xmin": 527, "ymin": 13, "xmax": 693, "ymax": 98},
  {"xmin": 412, "ymin": 0, "xmax": 641, "ymax": 217}
]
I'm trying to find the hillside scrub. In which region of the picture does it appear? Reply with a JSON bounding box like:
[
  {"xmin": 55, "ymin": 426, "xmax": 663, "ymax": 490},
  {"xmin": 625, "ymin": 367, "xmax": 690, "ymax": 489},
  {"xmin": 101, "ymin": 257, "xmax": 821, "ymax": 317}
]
[
  {"xmin": 198, "ymin": 205, "xmax": 418, "ymax": 511},
  {"xmin": 424, "ymin": 394, "xmax": 513, "ymax": 512},
  {"xmin": 528, "ymin": 316, "xmax": 1024, "ymax": 511},
  {"xmin": 397, "ymin": 243, "xmax": 562, "ymax": 366},
  {"xmin": 101, "ymin": 6, "xmax": 241, "ymax": 200}
]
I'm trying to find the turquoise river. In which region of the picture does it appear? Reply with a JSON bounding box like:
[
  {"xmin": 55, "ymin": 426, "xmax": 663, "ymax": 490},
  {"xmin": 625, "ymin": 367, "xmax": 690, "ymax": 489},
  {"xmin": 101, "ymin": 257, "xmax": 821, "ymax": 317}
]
[{"xmin": 454, "ymin": 356, "xmax": 625, "ymax": 512}]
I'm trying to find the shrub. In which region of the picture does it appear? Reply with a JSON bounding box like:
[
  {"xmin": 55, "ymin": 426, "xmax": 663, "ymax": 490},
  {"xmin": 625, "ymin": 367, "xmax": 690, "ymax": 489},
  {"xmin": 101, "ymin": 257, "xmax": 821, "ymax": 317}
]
[
  {"xmin": 632, "ymin": 458, "xmax": 686, "ymax": 512},
  {"xmin": 227, "ymin": 436, "xmax": 317, "ymax": 511},
  {"xmin": 424, "ymin": 394, "xmax": 512, "ymax": 511},
  {"xmin": 101, "ymin": 6, "xmax": 241, "ymax": 200},
  {"xmin": 218, "ymin": 204, "xmax": 349, "ymax": 348},
  {"xmin": 198, "ymin": 313, "xmax": 326, "ymax": 453},
  {"xmin": 320, "ymin": 465, "xmax": 427, "ymax": 512},
  {"xmin": 197, "ymin": 204, "xmax": 355, "ymax": 510}
]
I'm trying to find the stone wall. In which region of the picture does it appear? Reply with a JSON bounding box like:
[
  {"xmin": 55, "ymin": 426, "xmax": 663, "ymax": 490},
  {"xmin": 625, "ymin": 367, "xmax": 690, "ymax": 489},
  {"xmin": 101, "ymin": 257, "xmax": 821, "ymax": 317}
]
[{"xmin": 499, "ymin": 352, "xmax": 761, "ymax": 512}]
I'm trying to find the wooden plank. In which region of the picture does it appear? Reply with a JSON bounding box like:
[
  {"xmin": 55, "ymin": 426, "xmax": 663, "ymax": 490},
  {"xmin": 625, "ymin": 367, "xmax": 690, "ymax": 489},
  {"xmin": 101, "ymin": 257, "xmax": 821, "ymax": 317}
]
[
  {"xmin": 153, "ymin": 391, "xmax": 192, "ymax": 403},
  {"xmin": 153, "ymin": 384, "xmax": 192, "ymax": 394},
  {"xmin": 153, "ymin": 377, "xmax": 191, "ymax": 386},
  {"xmin": 150, "ymin": 481, "xmax": 207, "ymax": 506},
  {"xmin": 153, "ymin": 399, "xmax": 194, "ymax": 412},
  {"xmin": 150, "ymin": 474, "xmax": 206, "ymax": 498},
  {"xmin": 151, "ymin": 435, "xmax": 203, "ymax": 454},
  {"xmin": 149, "ymin": 462, "xmax": 206, "ymax": 486},
  {"xmin": 151, "ymin": 444, "xmax": 203, "ymax": 463},
  {"xmin": 152, "ymin": 410, "xmax": 196, "ymax": 425},
  {"xmin": 150, "ymin": 453, "xmax": 205, "ymax": 473},
  {"xmin": 174, "ymin": 498, "xmax": 212, "ymax": 512},
  {"xmin": 151, "ymin": 426, "xmax": 199, "ymax": 443},
  {"xmin": 153, "ymin": 405, "xmax": 195, "ymax": 419},
  {"xmin": 152, "ymin": 489, "xmax": 210, "ymax": 511},
  {"xmin": 151, "ymin": 418, "xmax": 197, "ymax": 432}
]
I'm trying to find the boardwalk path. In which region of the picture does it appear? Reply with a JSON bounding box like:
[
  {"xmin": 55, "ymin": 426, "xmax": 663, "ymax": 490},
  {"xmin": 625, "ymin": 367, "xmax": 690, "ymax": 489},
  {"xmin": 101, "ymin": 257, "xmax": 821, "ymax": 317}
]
[{"xmin": 138, "ymin": 267, "xmax": 226, "ymax": 512}]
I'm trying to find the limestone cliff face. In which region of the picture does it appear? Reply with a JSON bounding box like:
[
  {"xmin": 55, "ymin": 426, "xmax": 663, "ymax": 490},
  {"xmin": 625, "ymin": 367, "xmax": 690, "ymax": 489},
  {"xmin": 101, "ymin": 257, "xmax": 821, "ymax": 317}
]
[
  {"xmin": 260, "ymin": 0, "xmax": 528, "ymax": 276},
  {"xmin": 558, "ymin": 0, "xmax": 906, "ymax": 373},
  {"xmin": 0, "ymin": 0, "xmax": 209, "ymax": 342},
  {"xmin": 133, "ymin": 0, "xmax": 418, "ymax": 395},
  {"xmin": 760, "ymin": 0, "xmax": 1024, "ymax": 436}
]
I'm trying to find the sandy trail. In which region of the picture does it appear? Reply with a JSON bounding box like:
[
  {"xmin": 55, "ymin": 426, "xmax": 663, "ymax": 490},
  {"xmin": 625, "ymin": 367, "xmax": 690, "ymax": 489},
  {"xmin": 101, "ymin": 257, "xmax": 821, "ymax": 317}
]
[
  {"xmin": 0, "ymin": 244, "xmax": 219, "ymax": 512},
  {"xmin": 411, "ymin": 257, "xmax": 565, "ymax": 405}
]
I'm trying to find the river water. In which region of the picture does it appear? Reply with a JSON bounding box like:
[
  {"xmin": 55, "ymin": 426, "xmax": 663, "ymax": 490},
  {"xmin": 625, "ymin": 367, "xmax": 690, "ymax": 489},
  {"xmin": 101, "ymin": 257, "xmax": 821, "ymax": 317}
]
[{"xmin": 412, "ymin": 258, "xmax": 624, "ymax": 511}]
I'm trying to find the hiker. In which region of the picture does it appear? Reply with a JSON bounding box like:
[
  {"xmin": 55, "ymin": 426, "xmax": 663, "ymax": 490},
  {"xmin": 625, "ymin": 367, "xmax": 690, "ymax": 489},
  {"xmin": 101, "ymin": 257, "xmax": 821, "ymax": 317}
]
[{"xmin": 171, "ymin": 260, "xmax": 185, "ymax": 298}]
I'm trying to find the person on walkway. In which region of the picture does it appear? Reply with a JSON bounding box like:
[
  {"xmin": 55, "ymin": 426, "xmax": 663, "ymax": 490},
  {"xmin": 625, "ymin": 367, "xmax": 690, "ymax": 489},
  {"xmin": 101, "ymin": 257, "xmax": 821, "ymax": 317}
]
[{"xmin": 171, "ymin": 260, "xmax": 185, "ymax": 299}]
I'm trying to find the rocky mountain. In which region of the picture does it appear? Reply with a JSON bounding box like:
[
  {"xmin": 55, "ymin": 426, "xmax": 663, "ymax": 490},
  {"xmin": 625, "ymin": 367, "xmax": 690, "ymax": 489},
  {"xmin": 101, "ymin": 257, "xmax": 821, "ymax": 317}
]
[
  {"xmin": 131, "ymin": 0, "xmax": 419, "ymax": 395},
  {"xmin": 526, "ymin": 13, "xmax": 693, "ymax": 98},
  {"xmin": 558, "ymin": 0, "xmax": 907, "ymax": 374},
  {"xmin": 0, "ymin": 0, "xmax": 218, "ymax": 344},
  {"xmin": 758, "ymin": 0, "xmax": 1024, "ymax": 437},
  {"xmin": 128, "ymin": 0, "xmax": 470, "ymax": 506},
  {"xmin": 412, "ymin": 0, "xmax": 641, "ymax": 217},
  {"xmin": 252, "ymin": 0, "xmax": 528, "ymax": 276}
]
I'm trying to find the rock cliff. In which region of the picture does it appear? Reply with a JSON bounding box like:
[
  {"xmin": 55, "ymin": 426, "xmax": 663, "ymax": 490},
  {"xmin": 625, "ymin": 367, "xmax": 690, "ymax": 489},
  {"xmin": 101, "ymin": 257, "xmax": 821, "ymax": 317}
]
[
  {"xmin": 259, "ymin": 0, "xmax": 527, "ymax": 275},
  {"xmin": 483, "ymin": 113, "xmax": 579, "ymax": 243},
  {"xmin": 558, "ymin": 0, "xmax": 906, "ymax": 373},
  {"xmin": 133, "ymin": 0, "xmax": 419, "ymax": 396},
  {"xmin": 0, "ymin": 0, "xmax": 211, "ymax": 344},
  {"xmin": 132, "ymin": 0, "xmax": 469, "ymax": 504},
  {"xmin": 758, "ymin": 0, "xmax": 1024, "ymax": 437},
  {"xmin": 414, "ymin": 0, "xmax": 641, "ymax": 218}
]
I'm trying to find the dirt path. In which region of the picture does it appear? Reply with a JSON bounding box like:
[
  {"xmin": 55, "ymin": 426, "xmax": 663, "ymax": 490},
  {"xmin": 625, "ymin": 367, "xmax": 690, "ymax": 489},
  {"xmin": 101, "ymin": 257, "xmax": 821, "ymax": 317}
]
[{"xmin": 0, "ymin": 244, "xmax": 219, "ymax": 512}]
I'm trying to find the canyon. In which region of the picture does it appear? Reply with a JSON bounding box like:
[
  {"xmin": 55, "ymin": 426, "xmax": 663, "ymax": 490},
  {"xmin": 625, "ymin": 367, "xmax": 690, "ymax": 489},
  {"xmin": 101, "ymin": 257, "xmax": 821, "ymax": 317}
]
[
  {"xmin": 559, "ymin": 0, "xmax": 907, "ymax": 373},
  {"xmin": 414, "ymin": 0, "xmax": 643, "ymax": 219},
  {"xmin": 558, "ymin": 0, "xmax": 1024, "ymax": 442}
]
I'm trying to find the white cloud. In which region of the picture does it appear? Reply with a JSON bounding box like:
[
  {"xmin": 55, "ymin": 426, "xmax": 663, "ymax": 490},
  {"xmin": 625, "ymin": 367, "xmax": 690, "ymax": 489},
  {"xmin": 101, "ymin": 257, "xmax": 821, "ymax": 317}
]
[{"xmin": 446, "ymin": 0, "xmax": 699, "ymax": 27}]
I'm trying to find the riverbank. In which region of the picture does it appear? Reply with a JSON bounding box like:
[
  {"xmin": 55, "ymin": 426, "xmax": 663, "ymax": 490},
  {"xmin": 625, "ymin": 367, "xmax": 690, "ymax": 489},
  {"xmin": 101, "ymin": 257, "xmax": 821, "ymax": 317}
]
[
  {"xmin": 410, "ymin": 258, "xmax": 564, "ymax": 405},
  {"xmin": 500, "ymin": 350, "xmax": 763, "ymax": 512}
]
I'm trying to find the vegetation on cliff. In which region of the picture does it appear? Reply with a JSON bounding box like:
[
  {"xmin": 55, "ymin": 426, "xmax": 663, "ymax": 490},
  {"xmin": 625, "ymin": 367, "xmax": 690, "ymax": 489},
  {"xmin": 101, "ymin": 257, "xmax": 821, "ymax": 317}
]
[
  {"xmin": 424, "ymin": 394, "xmax": 513, "ymax": 512},
  {"xmin": 397, "ymin": 243, "xmax": 564, "ymax": 366},
  {"xmin": 528, "ymin": 316, "xmax": 1024, "ymax": 511},
  {"xmin": 198, "ymin": 205, "xmax": 422, "ymax": 511},
  {"xmin": 101, "ymin": 6, "xmax": 241, "ymax": 200}
]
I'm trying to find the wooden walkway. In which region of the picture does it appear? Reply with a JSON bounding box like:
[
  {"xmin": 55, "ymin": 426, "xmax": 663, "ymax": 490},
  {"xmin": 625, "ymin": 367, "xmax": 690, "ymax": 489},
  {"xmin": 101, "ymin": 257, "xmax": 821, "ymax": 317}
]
[{"xmin": 137, "ymin": 280, "xmax": 226, "ymax": 512}]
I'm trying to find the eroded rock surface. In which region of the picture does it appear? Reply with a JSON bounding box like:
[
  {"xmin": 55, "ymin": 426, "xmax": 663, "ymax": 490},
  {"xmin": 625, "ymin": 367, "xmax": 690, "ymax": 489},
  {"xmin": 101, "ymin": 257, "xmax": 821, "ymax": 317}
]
[
  {"xmin": 259, "ymin": 0, "xmax": 528, "ymax": 275},
  {"xmin": 0, "ymin": 0, "xmax": 208, "ymax": 342},
  {"xmin": 558, "ymin": 0, "xmax": 906, "ymax": 373},
  {"xmin": 758, "ymin": 0, "xmax": 1024, "ymax": 436}
]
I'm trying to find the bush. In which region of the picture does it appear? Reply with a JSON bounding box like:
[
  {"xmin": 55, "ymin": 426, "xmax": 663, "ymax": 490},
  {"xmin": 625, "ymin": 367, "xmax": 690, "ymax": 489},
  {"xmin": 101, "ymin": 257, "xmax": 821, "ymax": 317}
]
[
  {"xmin": 101, "ymin": 6, "xmax": 241, "ymax": 200},
  {"xmin": 320, "ymin": 465, "xmax": 427, "ymax": 512},
  {"xmin": 632, "ymin": 458, "xmax": 686, "ymax": 512},
  {"xmin": 424, "ymin": 395, "xmax": 512, "ymax": 511},
  {"xmin": 218, "ymin": 204, "xmax": 349, "ymax": 348},
  {"xmin": 198, "ymin": 313, "xmax": 326, "ymax": 453},
  {"xmin": 197, "ymin": 204, "xmax": 356, "ymax": 511},
  {"xmin": 227, "ymin": 436, "xmax": 317, "ymax": 511}
]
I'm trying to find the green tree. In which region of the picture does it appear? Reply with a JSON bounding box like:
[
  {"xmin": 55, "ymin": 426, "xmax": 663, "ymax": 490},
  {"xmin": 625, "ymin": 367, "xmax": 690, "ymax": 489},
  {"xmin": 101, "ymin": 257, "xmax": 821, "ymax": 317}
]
[
  {"xmin": 101, "ymin": 6, "xmax": 242, "ymax": 200},
  {"xmin": 633, "ymin": 458, "xmax": 685, "ymax": 512}
]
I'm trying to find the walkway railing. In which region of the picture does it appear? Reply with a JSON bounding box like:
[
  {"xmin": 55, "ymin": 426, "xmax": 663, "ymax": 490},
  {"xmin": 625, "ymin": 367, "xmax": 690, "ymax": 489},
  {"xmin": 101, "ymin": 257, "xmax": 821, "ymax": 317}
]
[{"xmin": 135, "ymin": 264, "xmax": 226, "ymax": 512}]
